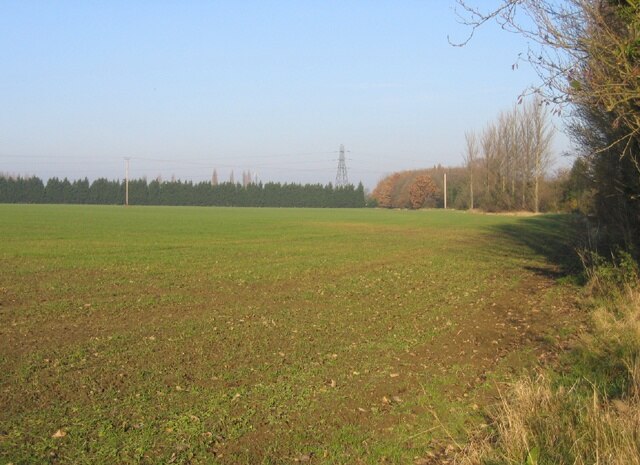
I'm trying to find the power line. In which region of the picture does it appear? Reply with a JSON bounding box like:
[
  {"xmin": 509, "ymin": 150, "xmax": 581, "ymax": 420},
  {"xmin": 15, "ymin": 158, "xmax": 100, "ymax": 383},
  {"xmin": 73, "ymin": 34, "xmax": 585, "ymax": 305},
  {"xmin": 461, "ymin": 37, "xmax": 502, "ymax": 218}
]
[{"xmin": 2, "ymin": 147, "xmax": 448, "ymax": 186}]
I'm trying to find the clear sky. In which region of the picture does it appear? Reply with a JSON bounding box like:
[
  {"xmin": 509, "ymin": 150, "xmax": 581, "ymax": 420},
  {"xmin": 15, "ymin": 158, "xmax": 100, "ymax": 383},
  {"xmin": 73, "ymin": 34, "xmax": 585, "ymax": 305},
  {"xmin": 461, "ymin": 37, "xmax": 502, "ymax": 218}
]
[{"xmin": 0, "ymin": 1, "xmax": 571, "ymax": 189}]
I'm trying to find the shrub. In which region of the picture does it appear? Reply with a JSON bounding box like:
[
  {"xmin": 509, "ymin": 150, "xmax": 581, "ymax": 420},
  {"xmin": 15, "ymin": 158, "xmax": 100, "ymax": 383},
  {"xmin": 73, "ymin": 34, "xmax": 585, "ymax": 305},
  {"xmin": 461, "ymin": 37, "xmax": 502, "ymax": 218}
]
[{"xmin": 578, "ymin": 249, "xmax": 639, "ymax": 296}]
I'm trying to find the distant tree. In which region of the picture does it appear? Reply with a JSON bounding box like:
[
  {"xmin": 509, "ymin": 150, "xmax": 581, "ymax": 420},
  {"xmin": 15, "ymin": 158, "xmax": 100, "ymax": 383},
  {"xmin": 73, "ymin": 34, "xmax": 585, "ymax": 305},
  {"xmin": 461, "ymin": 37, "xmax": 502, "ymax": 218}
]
[
  {"xmin": 244, "ymin": 170, "xmax": 252, "ymax": 187},
  {"xmin": 371, "ymin": 174, "xmax": 398, "ymax": 208},
  {"xmin": 393, "ymin": 173, "xmax": 414, "ymax": 208},
  {"xmin": 526, "ymin": 99, "xmax": 554, "ymax": 213},
  {"xmin": 44, "ymin": 177, "xmax": 63, "ymax": 203},
  {"xmin": 129, "ymin": 178, "xmax": 149, "ymax": 205},
  {"xmin": 464, "ymin": 130, "xmax": 478, "ymax": 210},
  {"xmin": 0, "ymin": 177, "xmax": 8, "ymax": 202},
  {"xmin": 469, "ymin": 98, "xmax": 554, "ymax": 212},
  {"xmin": 73, "ymin": 178, "xmax": 90, "ymax": 203},
  {"xmin": 355, "ymin": 182, "xmax": 366, "ymax": 208},
  {"xmin": 409, "ymin": 175, "xmax": 438, "ymax": 209}
]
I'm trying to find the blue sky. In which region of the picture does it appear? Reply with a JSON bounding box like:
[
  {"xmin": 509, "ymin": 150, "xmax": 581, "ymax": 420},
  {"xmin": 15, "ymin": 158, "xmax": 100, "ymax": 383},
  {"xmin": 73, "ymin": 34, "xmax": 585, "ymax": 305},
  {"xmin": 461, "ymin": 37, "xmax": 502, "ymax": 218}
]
[{"xmin": 0, "ymin": 1, "xmax": 571, "ymax": 189}]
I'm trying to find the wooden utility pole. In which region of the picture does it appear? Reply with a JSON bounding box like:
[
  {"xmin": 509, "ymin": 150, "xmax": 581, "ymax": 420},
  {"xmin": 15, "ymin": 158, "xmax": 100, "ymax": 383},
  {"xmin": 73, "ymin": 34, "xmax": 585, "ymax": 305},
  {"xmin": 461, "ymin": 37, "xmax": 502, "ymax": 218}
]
[{"xmin": 444, "ymin": 172, "xmax": 447, "ymax": 209}]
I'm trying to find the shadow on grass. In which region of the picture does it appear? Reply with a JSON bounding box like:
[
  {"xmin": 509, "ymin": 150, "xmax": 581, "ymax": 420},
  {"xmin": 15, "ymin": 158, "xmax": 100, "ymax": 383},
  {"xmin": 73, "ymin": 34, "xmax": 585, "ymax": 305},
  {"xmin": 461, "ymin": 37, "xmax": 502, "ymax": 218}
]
[{"xmin": 488, "ymin": 214, "xmax": 586, "ymax": 280}]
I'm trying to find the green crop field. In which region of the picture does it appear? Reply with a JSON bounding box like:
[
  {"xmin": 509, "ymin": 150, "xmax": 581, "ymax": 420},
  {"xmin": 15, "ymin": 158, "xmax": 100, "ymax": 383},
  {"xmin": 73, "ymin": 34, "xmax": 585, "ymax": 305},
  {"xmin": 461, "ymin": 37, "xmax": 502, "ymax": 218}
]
[{"xmin": 0, "ymin": 205, "xmax": 582, "ymax": 464}]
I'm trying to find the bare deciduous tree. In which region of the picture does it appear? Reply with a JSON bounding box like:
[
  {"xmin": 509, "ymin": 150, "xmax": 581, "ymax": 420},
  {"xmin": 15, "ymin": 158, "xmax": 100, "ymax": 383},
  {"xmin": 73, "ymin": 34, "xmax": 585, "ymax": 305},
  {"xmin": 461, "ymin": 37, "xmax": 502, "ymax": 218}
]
[
  {"xmin": 527, "ymin": 99, "xmax": 554, "ymax": 213},
  {"xmin": 471, "ymin": 98, "xmax": 554, "ymax": 211},
  {"xmin": 453, "ymin": 0, "xmax": 640, "ymax": 158},
  {"xmin": 464, "ymin": 131, "xmax": 479, "ymax": 209}
]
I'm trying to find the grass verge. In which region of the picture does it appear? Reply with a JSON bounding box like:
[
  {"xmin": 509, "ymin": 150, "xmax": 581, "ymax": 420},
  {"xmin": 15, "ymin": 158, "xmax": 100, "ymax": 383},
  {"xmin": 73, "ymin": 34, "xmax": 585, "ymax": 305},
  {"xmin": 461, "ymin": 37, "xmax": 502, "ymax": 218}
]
[{"xmin": 455, "ymin": 263, "xmax": 640, "ymax": 465}]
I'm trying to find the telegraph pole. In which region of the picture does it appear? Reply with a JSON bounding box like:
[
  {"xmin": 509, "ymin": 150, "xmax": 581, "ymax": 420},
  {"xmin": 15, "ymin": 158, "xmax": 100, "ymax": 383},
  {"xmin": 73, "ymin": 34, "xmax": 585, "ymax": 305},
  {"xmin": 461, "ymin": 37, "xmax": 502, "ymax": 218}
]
[
  {"xmin": 124, "ymin": 157, "xmax": 130, "ymax": 206},
  {"xmin": 444, "ymin": 172, "xmax": 447, "ymax": 209},
  {"xmin": 335, "ymin": 144, "xmax": 349, "ymax": 187}
]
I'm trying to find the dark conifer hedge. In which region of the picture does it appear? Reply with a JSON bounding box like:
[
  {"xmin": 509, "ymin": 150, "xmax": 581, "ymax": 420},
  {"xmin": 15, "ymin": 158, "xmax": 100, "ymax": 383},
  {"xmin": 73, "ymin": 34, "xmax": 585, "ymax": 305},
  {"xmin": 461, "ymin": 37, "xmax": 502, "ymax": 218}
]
[{"xmin": 0, "ymin": 176, "xmax": 366, "ymax": 208}]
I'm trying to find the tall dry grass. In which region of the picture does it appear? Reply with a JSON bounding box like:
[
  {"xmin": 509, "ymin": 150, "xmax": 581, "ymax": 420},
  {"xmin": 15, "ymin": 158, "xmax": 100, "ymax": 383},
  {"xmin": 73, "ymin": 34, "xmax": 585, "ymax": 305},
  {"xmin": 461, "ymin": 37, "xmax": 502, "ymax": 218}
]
[{"xmin": 456, "ymin": 288, "xmax": 640, "ymax": 465}]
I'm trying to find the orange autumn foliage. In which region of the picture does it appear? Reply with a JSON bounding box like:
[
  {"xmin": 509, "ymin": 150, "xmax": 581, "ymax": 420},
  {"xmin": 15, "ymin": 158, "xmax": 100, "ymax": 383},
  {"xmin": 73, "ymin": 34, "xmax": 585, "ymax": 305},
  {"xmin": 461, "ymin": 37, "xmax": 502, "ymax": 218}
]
[{"xmin": 409, "ymin": 175, "xmax": 437, "ymax": 209}]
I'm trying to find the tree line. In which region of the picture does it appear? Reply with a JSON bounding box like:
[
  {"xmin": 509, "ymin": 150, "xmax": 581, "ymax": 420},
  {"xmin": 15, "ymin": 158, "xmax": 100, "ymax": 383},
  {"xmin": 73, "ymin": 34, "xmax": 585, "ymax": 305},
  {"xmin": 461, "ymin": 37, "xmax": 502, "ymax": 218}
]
[
  {"xmin": 371, "ymin": 98, "xmax": 563, "ymax": 212},
  {"xmin": 371, "ymin": 167, "xmax": 456, "ymax": 209},
  {"xmin": 462, "ymin": 97, "xmax": 554, "ymax": 213},
  {"xmin": 456, "ymin": 0, "xmax": 640, "ymax": 252},
  {"xmin": 370, "ymin": 164, "xmax": 570, "ymax": 213},
  {"xmin": 0, "ymin": 175, "xmax": 366, "ymax": 208}
]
